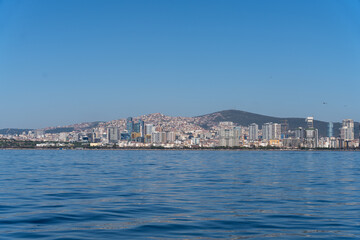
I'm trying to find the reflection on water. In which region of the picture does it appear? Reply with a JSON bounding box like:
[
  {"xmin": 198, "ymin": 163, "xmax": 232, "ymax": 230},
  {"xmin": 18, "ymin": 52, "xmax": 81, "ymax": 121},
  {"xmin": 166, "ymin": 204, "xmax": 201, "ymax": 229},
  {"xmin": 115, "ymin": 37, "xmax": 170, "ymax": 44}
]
[{"xmin": 0, "ymin": 150, "xmax": 360, "ymax": 239}]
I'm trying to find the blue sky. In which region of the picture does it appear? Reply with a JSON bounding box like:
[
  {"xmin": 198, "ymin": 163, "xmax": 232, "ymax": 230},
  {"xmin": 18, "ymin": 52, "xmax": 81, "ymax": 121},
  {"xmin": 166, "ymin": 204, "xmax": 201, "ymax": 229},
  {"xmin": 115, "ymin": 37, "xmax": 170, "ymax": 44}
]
[{"xmin": 0, "ymin": 0, "xmax": 359, "ymax": 129}]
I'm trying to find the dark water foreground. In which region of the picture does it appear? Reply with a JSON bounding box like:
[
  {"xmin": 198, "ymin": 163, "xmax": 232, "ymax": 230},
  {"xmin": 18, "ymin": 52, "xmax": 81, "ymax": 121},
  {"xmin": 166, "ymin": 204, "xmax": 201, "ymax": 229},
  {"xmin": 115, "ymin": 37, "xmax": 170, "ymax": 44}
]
[{"xmin": 1, "ymin": 150, "xmax": 359, "ymax": 239}]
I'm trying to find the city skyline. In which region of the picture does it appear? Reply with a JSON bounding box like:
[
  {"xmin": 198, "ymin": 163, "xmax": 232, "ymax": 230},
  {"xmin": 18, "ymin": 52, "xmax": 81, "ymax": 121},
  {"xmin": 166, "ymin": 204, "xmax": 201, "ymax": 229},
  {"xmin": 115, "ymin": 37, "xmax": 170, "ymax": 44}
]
[
  {"xmin": 1, "ymin": 110, "xmax": 358, "ymax": 150},
  {"xmin": 1, "ymin": 0, "xmax": 360, "ymax": 128}
]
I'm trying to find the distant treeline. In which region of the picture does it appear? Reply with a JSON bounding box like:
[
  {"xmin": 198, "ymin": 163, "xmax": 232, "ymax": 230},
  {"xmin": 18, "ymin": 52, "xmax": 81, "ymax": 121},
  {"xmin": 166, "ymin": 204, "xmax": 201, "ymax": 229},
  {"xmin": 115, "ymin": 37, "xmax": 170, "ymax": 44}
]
[
  {"xmin": 0, "ymin": 129, "xmax": 33, "ymax": 135},
  {"xmin": 0, "ymin": 139, "xmax": 39, "ymax": 148}
]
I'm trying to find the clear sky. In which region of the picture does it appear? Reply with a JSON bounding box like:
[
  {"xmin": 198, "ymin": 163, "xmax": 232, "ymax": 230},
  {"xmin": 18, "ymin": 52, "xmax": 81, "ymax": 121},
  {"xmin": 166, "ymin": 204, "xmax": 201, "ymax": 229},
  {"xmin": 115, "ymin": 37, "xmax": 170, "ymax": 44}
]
[{"xmin": 1, "ymin": 0, "xmax": 359, "ymax": 129}]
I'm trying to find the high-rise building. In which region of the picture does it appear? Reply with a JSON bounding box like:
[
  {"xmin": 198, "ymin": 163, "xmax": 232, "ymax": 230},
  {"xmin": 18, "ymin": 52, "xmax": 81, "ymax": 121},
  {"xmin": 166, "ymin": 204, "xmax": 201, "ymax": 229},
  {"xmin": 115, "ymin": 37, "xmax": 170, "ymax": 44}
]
[
  {"xmin": 272, "ymin": 123, "xmax": 281, "ymax": 140},
  {"xmin": 134, "ymin": 119, "xmax": 145, "ymax": 137},
  {"xmin": 126, "ymin": 117, "xmax": 134, "ymax": 134},
  {"xmin": 161, "ymin": 132, "xmax": 167, "ymax": 144},
  {"xmin": 166, "ymin": 132, "xmax": 175, "ymax": 143},
  {"xmin": 340, "ymin": 119, "xmax": 354, "ymax": 140},
  {"xmin": 120, "ymin": 132, "xmax": 131, "ymax": 141},
  {"xmin": 304, "ymin": 128, "xmax": 318, "ymax": 148},
  {"xmin": 151, "ymin": 132, "xmax": 162, "ymax": 144},
  {"xmin": 304, "ymin": 117, "xmax": 318, "ymax": 148},
  {"xmin": 107, "ymin": 127, "xmax": 119, "ymax": 143},
  {"xmin": 262, "ymin": 123, "xmax": 272, "ymax": 140},
  {"xmin": 306, "ymin": 117, "xmax": 314, "ymax": 129},
  {"xmin": 139, "ymin": 120, "xmax": 145, "ymax": 137},
  {"xmin": 262, "ymin": 123, "xmax": 281, "ymax": 140},
  {"xmin": 249, "ymin": 123, "xmax": 258, "ymax": 141},
  {"xmin": 234, "ymin": 127, "xmax": 242, "ymax": 140},
  {"xmin": 328, "ymin": 122, "xmax": 333, "ymax": 138},
  {"xmin": 219, "ymin": 127, "xmax": 239, "ymax": 147},
  {"xmin": 145, "ymin": 124, "xmax": 154, "ymax": 135},
  {"xmin": 295, "ymin": 127, "xmax": 304, "ymax": 139},
  {"xmin": 126, "ymin": 117, "xmax": 145, "ymax": 142}
]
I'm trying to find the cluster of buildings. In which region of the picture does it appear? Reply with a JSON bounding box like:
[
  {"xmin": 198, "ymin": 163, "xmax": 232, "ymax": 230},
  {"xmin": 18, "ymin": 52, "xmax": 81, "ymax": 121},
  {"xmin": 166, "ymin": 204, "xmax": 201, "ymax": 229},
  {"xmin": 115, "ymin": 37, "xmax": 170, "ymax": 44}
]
[
  {"xmin": 0, "ymin": 114, "xmax": 359, "ymax": 149},
  {"xmin": 103, "ymin": 117, "xmax": 177, "ymax": 146},
  {"xmin": 219, "ymin": 117, "xmax": 359, "ymax": 149}
]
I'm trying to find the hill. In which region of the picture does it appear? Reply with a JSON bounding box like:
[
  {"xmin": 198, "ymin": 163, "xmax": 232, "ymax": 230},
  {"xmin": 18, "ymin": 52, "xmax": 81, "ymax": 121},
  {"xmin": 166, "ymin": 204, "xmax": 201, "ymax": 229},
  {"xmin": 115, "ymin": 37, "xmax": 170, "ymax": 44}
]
[
  {"xmin": 43, "ymin": 121, "xmax": 103, "ymax": 133},
  {"xmin": 0, "ymin": 129, "xmax": 33, "ymax": 135},
  {"xmin": 195, "ymin": 110, "xmax": 358, "ymax": 137},
  {"xmin": 1, "ymin": 110, "xmax": 358, "ymax": 139}
]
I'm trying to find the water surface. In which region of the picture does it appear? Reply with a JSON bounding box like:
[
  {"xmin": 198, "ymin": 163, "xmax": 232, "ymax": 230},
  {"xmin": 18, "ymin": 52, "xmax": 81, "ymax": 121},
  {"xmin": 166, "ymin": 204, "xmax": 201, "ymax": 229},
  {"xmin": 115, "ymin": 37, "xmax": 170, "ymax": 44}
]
[{"xmin": 0, "ymin": 150, "xmax": 359, "ymax": 239}]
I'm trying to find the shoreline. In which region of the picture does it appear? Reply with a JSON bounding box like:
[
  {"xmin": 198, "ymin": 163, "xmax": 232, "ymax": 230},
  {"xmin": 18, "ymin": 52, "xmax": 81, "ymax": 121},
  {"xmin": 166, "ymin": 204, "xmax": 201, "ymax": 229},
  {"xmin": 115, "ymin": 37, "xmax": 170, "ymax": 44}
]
[{"xmin": 1, "ymin": 147, "xmax": 359, "ymax": 152}]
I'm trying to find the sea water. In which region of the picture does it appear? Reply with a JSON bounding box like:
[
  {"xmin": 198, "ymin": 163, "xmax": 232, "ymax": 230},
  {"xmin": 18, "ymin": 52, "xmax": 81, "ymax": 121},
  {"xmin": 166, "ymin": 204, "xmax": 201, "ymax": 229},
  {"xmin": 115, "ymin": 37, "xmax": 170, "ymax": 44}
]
[{"xmin": 0, "ymin": 150, "xmax": 359, "ymax": 239}]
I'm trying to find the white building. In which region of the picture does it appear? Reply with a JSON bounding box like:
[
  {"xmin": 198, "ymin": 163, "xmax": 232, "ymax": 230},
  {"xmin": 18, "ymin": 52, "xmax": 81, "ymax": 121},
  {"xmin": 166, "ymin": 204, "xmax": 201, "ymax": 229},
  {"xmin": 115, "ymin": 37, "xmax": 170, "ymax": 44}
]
[
  {"xmin": 151, "ymin": 131, "xmax": 169, "ymax": 144},
  {"xmin": 145, "ymin": 124, "xmax": 154, "ymax": 135},
  {"xmin": 107, "ymin": 127, "xmax": 119, "ymax": 143},
  {"xmin": 304, "ymin": 128, "xmax": 319, "ymax": 148},
  {"xmin": 262, "ymin": 122, "xmax": 281, "ymax": 140},
  {"xmin": 272, "ymin": 123, "xmax": 281, "ymax": 140},
  {"xmin": 59, "ymin": 132, "xmax": 68, "ymax": 142},
  {"xmin": 340, "ymin": 119, "xmax": 354, "ymax": 140},
  {"xmin": 219, "ymin": 128, "xmax": 239, "ymax": 147},
  {"xmin": 249, "ymin": 123, "xmax": 258, "ymax": 141},
  {"xmin": 166, "ymin": 132, "xmax": 175, "ymax": 143}
]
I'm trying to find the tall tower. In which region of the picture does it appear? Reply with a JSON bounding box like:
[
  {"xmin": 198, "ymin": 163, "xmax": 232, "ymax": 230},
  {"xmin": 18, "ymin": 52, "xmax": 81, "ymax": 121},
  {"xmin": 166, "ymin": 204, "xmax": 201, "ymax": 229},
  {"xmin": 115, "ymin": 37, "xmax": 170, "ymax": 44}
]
[
  {"xmin": 272, "ymin": 123, "xmax": 282, "ymax": 140},
  {"xmin": 249, "ymin": 123, "xmax": 258, "ymax": 141},
  {"xmin": 328, "ymin": 122, "xmax": 333, "ymax": 138},
  {"xmin": 340, "ymin": 119, "xmax": 354, "ymax": 140},
  {"xmin": 306, "ymin": 117, "xmax": 314, "ymax": 129},
  {"xmin": 262, "ymin": 123, "xmax": 272, "ymax": 140},
  {"xmin": 304, "ymin": 117, "xmax": 318, "ymax": 148},
  {"xmin": 262, "ymin": 123, "xmax": 281, "ymax": 140},
  {"xmin": 107, "ymin": 127, "xmax": 119, "ymax": 143},
  {"xmin": 145, "ymin": 124, "xmax": 154, "ymax": 135},
  {"xmin": 126, "ymin": 117, "xmax": 134, "ymax": 134},
  {"xmin": 138, "ymin": 119, "xmax": 145, "ymax": 137}
]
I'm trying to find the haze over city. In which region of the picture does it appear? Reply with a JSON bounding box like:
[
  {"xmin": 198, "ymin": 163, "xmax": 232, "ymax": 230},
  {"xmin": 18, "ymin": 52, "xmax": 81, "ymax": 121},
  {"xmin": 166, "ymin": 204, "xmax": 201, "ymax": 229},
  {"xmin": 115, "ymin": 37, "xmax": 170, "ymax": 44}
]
[{"xmin": 1, "ymin": 0, "xmax": 359, "ymax": 129}]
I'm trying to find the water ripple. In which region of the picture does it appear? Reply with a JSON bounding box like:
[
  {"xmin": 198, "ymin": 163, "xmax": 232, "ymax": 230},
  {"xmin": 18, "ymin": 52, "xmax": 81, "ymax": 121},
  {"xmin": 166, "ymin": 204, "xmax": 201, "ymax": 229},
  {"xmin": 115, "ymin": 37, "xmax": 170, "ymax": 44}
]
[{"xmin": 1, "ymin": 150, "xmax": 360, "ymax": 239}]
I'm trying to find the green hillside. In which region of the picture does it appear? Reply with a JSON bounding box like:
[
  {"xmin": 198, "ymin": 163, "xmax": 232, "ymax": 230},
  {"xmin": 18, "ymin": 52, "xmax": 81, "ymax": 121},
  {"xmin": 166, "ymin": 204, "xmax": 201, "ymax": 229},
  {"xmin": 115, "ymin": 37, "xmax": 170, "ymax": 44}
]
[
  {"xmin": 197, "ymin": 110, "xmax": 358, "ymax": 138},
  {"xmin": 0, "ymin": 129, "xmax": 33, "ymax": 135}
]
